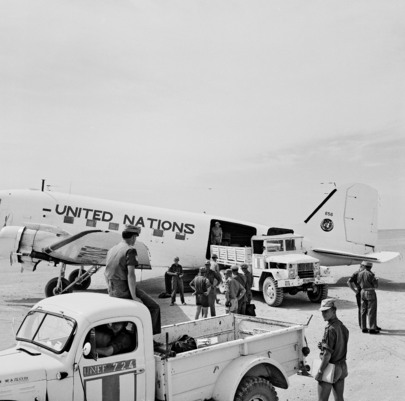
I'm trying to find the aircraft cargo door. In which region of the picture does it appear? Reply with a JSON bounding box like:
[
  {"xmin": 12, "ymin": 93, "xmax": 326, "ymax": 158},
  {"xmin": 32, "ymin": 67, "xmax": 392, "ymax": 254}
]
[
  {"xmin": 344, "ymin": 184, "xmax": 378, "ymax": 248},
  {"xmin": 206, "ymin": 220, "xmax": 257, "ymax": 259}
]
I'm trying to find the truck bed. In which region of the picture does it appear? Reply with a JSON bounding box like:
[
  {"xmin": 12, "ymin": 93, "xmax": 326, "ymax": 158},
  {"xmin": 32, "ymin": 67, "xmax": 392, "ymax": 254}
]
[{"xmin": 153, "ymin": 314, "xmax": 305, "ymax": 401}]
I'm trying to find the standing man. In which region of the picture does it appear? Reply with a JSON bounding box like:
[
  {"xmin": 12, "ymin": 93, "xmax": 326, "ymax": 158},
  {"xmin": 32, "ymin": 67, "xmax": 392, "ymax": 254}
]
[
  {"xmin": 167, "ymin": 257, "xmax": 186, "ymax": 306},
  {"xmin": 347, "ymin": 263, "xmax": 365, "ymax": 329},
  {"xmin": 210, "ymin": 254, "xmax": 222, "ymax": 304},
  {"xmin": 241, "ymin": 264, "xmax": 253, "ymax": 306},
  {"xmin": 224, "ymin": 268, "xmax": 246, "ymax": 314},
  {"xmin": 189, "ymin": 266, "xmax": 211, "ymax": 319},
  {"xmin": 316, "ymin": 299, "xmax": 349, "ymax": 401},
  {"xmin": 105, "ymin": 225, "xmax": 161, "ymax": 335},
  {"xmin": 211, "ymin": 221, "xmax": 223, "ymax": 245},
  {"xmin": 205, "ymin": 260, "xmax": 222, "ymax": 317},
  {"xmin": 231, "ymin": 265, "xmax": 247, "ymax": 315},
  {"xmin": 357, "ymin": 261, "xmax": 380, "ymax": 334}
]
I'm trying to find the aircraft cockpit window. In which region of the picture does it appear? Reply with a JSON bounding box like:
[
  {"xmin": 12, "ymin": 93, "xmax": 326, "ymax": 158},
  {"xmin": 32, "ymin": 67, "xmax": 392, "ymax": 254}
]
[{"xmin": 85, "ymin": 321, "xmax": 137, "ymax": 359}]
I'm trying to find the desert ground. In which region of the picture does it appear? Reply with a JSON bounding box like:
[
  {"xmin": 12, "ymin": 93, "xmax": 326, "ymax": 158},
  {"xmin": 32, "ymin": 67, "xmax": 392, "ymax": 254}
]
[{"xmin": 0, "ymin": 230, "xmax": 404, "ymax": 401}]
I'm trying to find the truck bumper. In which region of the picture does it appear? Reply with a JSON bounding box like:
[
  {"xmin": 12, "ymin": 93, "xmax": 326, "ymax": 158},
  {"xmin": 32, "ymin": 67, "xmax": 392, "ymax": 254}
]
[{"xmin": 277, "ymin": 277, "xmax": 335, "ymax": 288}]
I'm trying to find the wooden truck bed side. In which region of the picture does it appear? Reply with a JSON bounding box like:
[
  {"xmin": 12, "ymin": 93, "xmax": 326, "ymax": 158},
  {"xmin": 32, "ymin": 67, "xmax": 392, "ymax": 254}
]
[
  {"xmin": 211, "ymin": 244, "xmax": 252, "ymax": 266},
  {"xmin": 154, "ymin": 314, "xmax": 306, "ymax": 401}
]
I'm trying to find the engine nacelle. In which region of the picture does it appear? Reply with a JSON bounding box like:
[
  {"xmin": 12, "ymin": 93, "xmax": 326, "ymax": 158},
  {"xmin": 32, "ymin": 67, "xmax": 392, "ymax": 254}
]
[{"xmin": 0, "ymin": 226, "xmax": 63, "ymax": 270}]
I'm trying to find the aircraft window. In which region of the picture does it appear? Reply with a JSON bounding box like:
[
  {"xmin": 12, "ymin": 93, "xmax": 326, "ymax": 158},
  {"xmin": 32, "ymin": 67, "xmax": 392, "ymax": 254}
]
[
  {"xmin": 64, "ymin": 216, "xmax": 74, "ymax": 224},
  {"xmin": 109, "ymin": 222, "xmax": 119, "ymax": 231},
  {"xmin": 85, "ymin": 322, "xmax": 137, "ymax": 359},
  {"xmin": 153, "ymin": 229, "xmax": 164, "ymax": 237},
  {"xmin": 175, "ymin": 233, "xmax": 186, "ymax": 240},
  {"xmin": 86, "ymin": 220, "xmax": 97, "ymax": 227}
]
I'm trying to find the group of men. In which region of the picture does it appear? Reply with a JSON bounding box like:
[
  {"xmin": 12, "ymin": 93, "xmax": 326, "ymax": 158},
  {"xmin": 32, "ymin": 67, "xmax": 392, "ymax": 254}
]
[{"xmin": 187, "ymin": 255, "xmax": 254, "ymax": 319}]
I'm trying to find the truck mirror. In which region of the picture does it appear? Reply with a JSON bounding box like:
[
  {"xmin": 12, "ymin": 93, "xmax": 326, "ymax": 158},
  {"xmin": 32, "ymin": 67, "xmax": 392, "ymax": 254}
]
[{"xmin": 83, "ymin": 343, "xmax": 91, "ymax": 356}]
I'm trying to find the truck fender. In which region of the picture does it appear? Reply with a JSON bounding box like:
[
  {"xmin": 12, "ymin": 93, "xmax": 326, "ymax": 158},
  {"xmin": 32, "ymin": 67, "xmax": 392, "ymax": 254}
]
[{"xmin": 211, "ymin": 354, "xmax": 289, "ymax": 401}]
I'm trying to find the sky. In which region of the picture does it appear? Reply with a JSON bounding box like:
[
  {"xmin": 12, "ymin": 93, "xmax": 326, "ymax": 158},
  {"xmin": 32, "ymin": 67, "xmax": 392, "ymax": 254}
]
[{"xmin": 0, "ymin": 0, "xmax": 404, "ymax": 229}]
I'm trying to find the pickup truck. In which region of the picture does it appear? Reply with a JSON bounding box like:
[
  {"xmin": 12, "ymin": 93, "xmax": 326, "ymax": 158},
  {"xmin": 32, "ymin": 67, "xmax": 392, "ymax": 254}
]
[
  {"xmin": 212, "ymin": 234, "xmax": 336, "ymax": 306},
  {"xmin": 0, "ymin": 293, "xmax": 310, "ymax": 401}
]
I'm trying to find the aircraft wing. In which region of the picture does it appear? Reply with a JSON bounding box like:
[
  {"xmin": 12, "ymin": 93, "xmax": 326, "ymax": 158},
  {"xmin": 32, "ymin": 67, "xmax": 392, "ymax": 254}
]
[
  {"xmin": 0, "ymin": 225, "xmax": 151, "ymax": 269},
  {"xmin": 43, "ymin": 230, "xmax": 151, "ymax": 268},
  {"xmin": 312, "ymin": 248, "xmax": 400, "ymax": 264}
]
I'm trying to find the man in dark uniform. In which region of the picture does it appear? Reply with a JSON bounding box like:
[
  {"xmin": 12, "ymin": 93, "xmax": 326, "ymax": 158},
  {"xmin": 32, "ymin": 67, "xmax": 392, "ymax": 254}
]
[
  {"xmin": 231, "ymin": 265, "xmax": 247, "ymax": 314},
  {"xmin": 316, "ymin": 299, "xmax": 349, "ymax": 401},
  {"xmin": 167, "ymin": 256, "xmax": 186, "ymax": 305},
  {"xmin": 347, "ymin": 264, "xmax": 365, "ymax": 328},
  {"xmin": 241, "ymin": 264, "xmax": 253, "ymax": 305},
  {"xmin": 357, "ymin": 261, "xmax": 379, "ymax": 334},
  {"xmin": 105, "ymin": 225, "xmax": 161, "ymax": 334}
]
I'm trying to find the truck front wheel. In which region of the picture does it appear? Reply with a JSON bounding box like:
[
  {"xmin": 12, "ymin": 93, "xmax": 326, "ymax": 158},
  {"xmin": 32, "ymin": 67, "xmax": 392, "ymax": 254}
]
[
  {"xmin": 307, "ymin": 284, "xmax": 328, "ymax": 303},
  {"xmin": 262, "ymin": 277, "xmax": 284, "ymax": 307},
  {"xmin": 234, "ymin": 377, "xmax": 278, "ymax": 401}
]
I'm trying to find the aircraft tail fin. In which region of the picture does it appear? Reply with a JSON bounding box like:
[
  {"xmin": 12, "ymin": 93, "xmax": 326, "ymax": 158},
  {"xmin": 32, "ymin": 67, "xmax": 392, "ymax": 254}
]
[{"xmin": 303, "ymin": 183, "xmax": 379, "ymax": 256}]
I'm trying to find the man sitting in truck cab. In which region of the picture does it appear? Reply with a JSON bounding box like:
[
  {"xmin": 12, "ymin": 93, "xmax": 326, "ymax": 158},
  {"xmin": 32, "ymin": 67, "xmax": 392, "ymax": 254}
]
[{"xmin": 94, "ymin": 322, "xmax": 136, "ymax": 357}]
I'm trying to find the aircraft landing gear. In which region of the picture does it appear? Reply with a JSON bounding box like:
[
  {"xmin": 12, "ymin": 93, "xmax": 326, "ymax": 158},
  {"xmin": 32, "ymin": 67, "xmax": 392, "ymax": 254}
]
[
  {"xmin": 44, "ymin": 263, "xmax": 102, "ymax": 297},
  {"xmin": 68, "ymin": 267, "xmax": 92, "ymax": 290},
  {"xmin": 44, "ymin": 263, "xmax": 73, "ymax": 297}
]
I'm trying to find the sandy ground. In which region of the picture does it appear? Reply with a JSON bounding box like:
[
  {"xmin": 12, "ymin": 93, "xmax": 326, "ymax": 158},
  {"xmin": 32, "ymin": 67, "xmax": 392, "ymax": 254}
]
[{"xmin": 0, "ymin": 231, "xmax": 404, "ymax": 401}]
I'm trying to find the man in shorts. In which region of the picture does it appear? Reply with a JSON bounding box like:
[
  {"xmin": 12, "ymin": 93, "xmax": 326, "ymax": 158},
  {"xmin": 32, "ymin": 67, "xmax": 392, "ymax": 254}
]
[{"xmin": 189, "ymin": 266, "xmax": 211, "ymax": 319}]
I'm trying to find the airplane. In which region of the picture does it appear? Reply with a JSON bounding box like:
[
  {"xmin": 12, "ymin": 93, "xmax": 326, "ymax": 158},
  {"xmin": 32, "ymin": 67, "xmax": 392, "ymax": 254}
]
[{"xmin": 0, "ymin": 182, "xmax": 399, "ymax": 298}]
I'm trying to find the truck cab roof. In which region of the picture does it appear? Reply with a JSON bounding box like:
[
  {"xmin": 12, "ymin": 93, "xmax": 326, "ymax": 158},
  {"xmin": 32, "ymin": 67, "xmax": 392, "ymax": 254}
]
[{"xmin": 31, "ymin": 293, "xmax": 151, "ymax": 326}]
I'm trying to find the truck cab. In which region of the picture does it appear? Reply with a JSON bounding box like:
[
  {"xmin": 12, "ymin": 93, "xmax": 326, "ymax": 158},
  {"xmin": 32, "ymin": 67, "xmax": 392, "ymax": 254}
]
[
  {"xmin": 212, "ymin": 234, "xmax": 335, "ymax": 307},
  {"xmin": 0, "ymin": 294, "xmax": 154, "ymax": 401}
]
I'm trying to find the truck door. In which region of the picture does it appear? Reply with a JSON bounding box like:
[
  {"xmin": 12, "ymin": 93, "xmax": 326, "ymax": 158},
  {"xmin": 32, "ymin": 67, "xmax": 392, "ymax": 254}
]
[{"xmin": 73, "ymin": 317, "xmax": 146, "ymax": 401}]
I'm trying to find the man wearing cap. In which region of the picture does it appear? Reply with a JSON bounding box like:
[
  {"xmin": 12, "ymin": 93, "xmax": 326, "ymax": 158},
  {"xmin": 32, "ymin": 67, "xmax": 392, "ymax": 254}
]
[
  {"xmin": 316, "ymin": 299, "xmax": 349, "ymax": 401},
  {"xmin": 231, "ymin": 265, "xmax": 247, "ymax": 314},
  {"xmin": 105, "ymin": 225, "xmax": 161, "ymax": 334},
  {"xmin": 189, "ymin": 266, "xmax": 211, "ymax": 319},
  {"xmin": 210, "ymin": 222, "xmax": 223, "ymax": 245},
  {"xmin": 210, "ymin": 254, "xmax": 222, "ymax": 304},
  {"xmin": 357, "ymin": 261, "xmax": 380, "ymax": 334},
  {"xmin": 167, "ymin": 257, "xmax": 186, "ymax": 306},
  {"xmin": 224, "ymin": 268, "xmax": 246, "ymax": 313},
  {"xmin": 204, "ymin": 260, "xmax": 222, "ymax": 316}
]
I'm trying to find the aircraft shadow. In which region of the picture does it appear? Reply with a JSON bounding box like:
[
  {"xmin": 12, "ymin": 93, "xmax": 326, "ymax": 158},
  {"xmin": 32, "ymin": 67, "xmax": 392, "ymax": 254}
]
[
  {"xmin": 6, "ymin": 298, "xmax": 42, "ymax": 307},
  {"xmin": 251, "ymin": 293, "xmax": 358, "ymax": 311},
  {"xmin": 333, "ymin": 277, "xmax": 405, "ymax": 292},
  {"xmin": 378, "ymin": 329, "xmax": 405, "ymax": 336}
]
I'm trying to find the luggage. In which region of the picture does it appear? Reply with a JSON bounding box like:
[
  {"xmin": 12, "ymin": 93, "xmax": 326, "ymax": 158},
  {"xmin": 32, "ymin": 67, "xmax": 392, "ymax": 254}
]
[{"xmin": 245, "ymin": 303, "xmax": 256, "ymax": 316}]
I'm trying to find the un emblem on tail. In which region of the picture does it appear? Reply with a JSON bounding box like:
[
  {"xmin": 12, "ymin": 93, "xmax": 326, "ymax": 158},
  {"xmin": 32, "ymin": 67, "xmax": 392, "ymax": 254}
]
[{"xmin": 320, "ymin": 218, "xmax": 334, "ymax": 232}]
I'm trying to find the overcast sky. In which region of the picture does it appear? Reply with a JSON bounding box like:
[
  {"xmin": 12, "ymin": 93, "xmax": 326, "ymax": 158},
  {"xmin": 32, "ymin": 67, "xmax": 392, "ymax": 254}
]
[{"xmin": 0, "ymin": 0, "xmax": 404, "ymax": 229}]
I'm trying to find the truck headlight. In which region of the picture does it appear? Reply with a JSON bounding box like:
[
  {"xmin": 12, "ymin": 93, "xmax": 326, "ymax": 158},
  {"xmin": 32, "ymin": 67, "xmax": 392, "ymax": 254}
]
[
  {"xmin": 314, "ymin": 262, "xmax": 320, "ymax": 276},
  {"xmin": 288, "ymin": 265, "xmax": 296, "ymax": 279}
]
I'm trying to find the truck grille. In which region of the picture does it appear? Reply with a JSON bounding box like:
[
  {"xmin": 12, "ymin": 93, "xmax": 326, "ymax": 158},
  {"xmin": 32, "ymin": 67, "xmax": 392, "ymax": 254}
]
[{"xmin": 297, "ymin": 263, "xmax": 314, "ymax": 279}]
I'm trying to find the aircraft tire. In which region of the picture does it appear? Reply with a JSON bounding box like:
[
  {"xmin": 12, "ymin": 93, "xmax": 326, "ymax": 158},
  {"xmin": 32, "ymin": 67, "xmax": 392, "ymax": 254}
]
[
  {"xmin": 262, "ymin": 277, "xmax": 284, "ymax": 307},
  {"xmin": 45, "ymin": 277, "xmax": 73, "ymax": 298},
  {"xmin": 234, "ymin": 377, "xmax": 278, "ymax": 401},
  {"xmin": 307, "ymin": 284, "xmax": 328, "ymax": 303},
  {"xmin": 68, "ymin": 269, "xmax": 92, "ymax": 290}
]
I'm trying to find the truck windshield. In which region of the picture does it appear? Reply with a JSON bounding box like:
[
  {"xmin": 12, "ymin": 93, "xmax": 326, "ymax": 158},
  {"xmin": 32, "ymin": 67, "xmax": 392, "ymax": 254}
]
[{"xmin": 16, "ymin": 310, "xmax": 76, "ymax": 353}]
